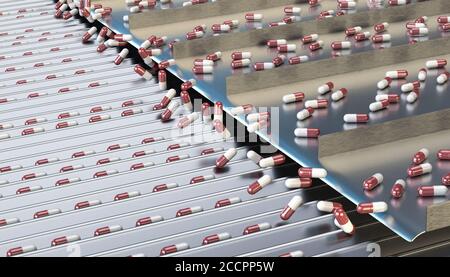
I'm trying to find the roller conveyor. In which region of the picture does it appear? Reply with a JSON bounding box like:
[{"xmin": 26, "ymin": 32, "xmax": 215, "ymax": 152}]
[{"xmin": 1, "ymin": 0, "xmax": 450, "ymax": 258}]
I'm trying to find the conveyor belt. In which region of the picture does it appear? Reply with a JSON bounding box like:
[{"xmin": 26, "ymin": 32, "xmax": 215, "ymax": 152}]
[{"xmin": 1, "ymin": 0, "xmax": 450, "ymax": 257}]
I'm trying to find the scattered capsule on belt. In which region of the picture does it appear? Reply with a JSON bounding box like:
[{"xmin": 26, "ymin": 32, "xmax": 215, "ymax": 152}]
[
  {"xmin": 82, "ymin": 26, "xmax": 97, "ymax": 43},
  {"xmin": 279, "ymin": 250, "xmax": 304, "ymax": 257},
  {"xmin": 248, "ymin": 175, "xmax": 272, "ymax": 195},
  {"xmin": 305, "ymin": 99, "xmax": 328, "ymax": 109},
  {"xmin": 278, "ymin": 44, "xmax": 296, "ymax": 52},
  {"xmin": 294, "ymin": 128, "xmax": 320, "ymax": 138},
  {"xmin": 302, "ymin": 34, "xmax": 318, "ymax": 44},
  {"xmin": 441, "ymin": 23, "xmax": 450, "ymax": 31},
  {"xmin": 363, "ymin": 173, "xmax": 383, "ymax": 190},
  {"xmin": 412, "ymin": 148, "xmax": 429, "ymax": 165},
  {"xmin": 389, "ymin": 0, "xmax": 409, "ymax": 5},
  {"xmin": 437, "ymin": 149, "xmax": 450, "ymax": 160},
  {"xmin": 253, "ymin": 62, "xmax": 275, "ymax": 71},
  {"xmin": 284, "ymin": 6, "xmax": 301, "ymax": 15},
  {"xmin": 181, "ymin": 79, "xmax": 196, "ymax": 90},
  {"xmin": 406, "ymin": 89, "xmax": 419, "ymax": 103},
  {"xmin": 190, "ymin": 174, "xmax": 214, "ymax": 184},
  {"xmin": 259, "ymin": 154, "xmax": 286, "ymax": 168},
  {"xmin": 186, "ymin": 31, "xmax": 204, "ymax": 40},
  {"xmin": 334, "ymin": 208, "xmax": 355, "ymax": 235},
  {"xmin": 130, "ymin": 161, "xmax": 155, "ymax": 170},
  {"xmin": 391, "ymin": 179, "xmax": 406, "ymax": 198},
  {"xmin": 331, "ymin": 88, "xmax": 348, "ymax": 102},
  {"xmin": 374, "ymin": 22, "xmax": 389, "ymax": 33},
  {"xmin": 408, "ymin": 27, "xmax": 428, "ymax": 37},
  {"xmin": 245, "ymin": 151, "xmax": 261, "ymax": 165},
  {"xmin": 202, "ymin": 232, "xmax": 232, "ymax": 245},
  {"xmin": 159, "ymin": 59, "xmax": 176, "ymax": 70},
  {"xmin": 192, "ymin": 65, "xmax": 213, "ymax": 74},
  {"xmin": 331, "ymin": 41, "xmax": 351, "ymax": 50},
  {"xmin": 295, "ymin": 107, "xmax": 315, "ymax": 122},
  {"xmin": 355, "ymin": 31, "xmax": 371, "ymax": 41},
  {"xmin": 75, "ymin": 200, "xmax": 102, "ymax": 210},
  {"xmin": 375, "ymin": 94, "xmax": 399, "ymax": 103},
  {"xmin": 309, "ymin": 40, "xmax": 324, "ymax": 51},
  {"xmin": 114, "ymin": 191, "xmax": 141, "ymax": 201},
  {"xmin": 418, "ymin": 186, "xmax": 448, "ymax": 197},
  {"xmin": 285, "ymin": 178, "xmax": 313, "ymax": 189},
  {"xmin": 317, "ymin": 82, "xmax": 334, "ymax": 95},
  {"xmin": 16, "ymin": 185, "xmax": 42, "ymax": 194},
  {"xmin": 0, "ymin": 164, "xmax": 22, "ymax": 172},
  {"xmin": 113, "ymin": 34, "xmax": 132, "ymax": 42},
  {"xmin": 55, "ymin": 3, "xmax": 68, "ymax": 18},
  {"xmin": 212, "ymin": 24, "xmax": 231, "ymax": 33},
  {"xmin": 0, "ymin": 217, "xmax": 20, "ymax": 227},
  {"xmin": 231, "ymin": 58, "xmax": 251, "ymax": 69},
  {"xmin": 442, "ymin": 174, "xmax": 450, "ymax": 186},
  {"xmin": 343, "ymin": 113, "xmax": 369, "ymax": 123},
  {"xmin": 7, "ymin": 245, "xmax": 37, "ymax": 257},
  {"xmin": 160, "ymin": 243, "xmax": 189, "ymax": 256},
  {"xmin": 282, "ymin": 92, "xmax": 304, "ymax": 104},
  {"xmin": 357, "ymin": 202, "xmax": 388, "ymax": 214},
  {"xmin": 267, "ymin": 39, "xmax": 287, "ymax": 48},
  {"xmin": 345, "ymin": 26, "xmax": 362, "ymax": 36},
  {"xmin": 136, "ymin": 215, "xmax": 164, "ymax": 226},
  {"xmin": 386, "ymin": 69, "xmax": 409, "ymax": 79},
  {"xmin": 415, "ymin": 16, "xmax": 428, "ymax": 23},
  {"xmin": 247, "ymin": 112, "xmax": 269, "ymax": 123},
  {"xmin": 230, "ymin": 104, "xmax": 253, "ymax": 115},
  {"xmin": 224, "ymin": 19, "xmax": 240, "ymax": 28},
  {"xmin": 51, "ymin": 235, "xmax": 80, "ymax": 246},
  {"xmin": 55, "ymin": 177, "xmax": 81, "ymax": 186},
  {"xmin": 114, "ymin": 48, "xmax": 129, "ymax": 65},
  {"xmin": 369, "ymin": 99, "xmax": 389, "ymax": 112},
  {"xmin": 437, "ymin": 16, "xmax": 450, "ymax": 24},
  {"xmin": 206, "ymin": 51, "xmax": 222, "ymax": 61},
  {"xmin": 298, "ymin": 168, "xmax": 327, "ymax": 178},
  {"xmin": 153, "ymin": 183, "xmax": 178, "ymax": 192},
  {"xmin": 194, "ymin": 59, "xmax": 214, "ymax": 66},
  {"xmin": 289, "ymin": 55, "xmax": 309, "ymax": 65},
  {"xmin": 317, "ymin": 201, "xmax": 343, "ymax": 213},
  {"xmin": 408, "ymin": 163, "xmax": 432, "ymax": 177},
  {"xmin": 372, "ymin": 34, "xmax": 391, "ymax": 43},
  {"xmin": 158, "ymin": 89, "xmax": 176, "ymax": 109},
  {"xmin": 231, "ymin": 51, "xmax": 252, "ymax": 60},
  {"xmin": 425, "ymin": 59, "xmax": 447, "ymax": 69},
  {"xmin": 94, "ymin": 225, "xmax": 122, "ymax": 236},
  {"xmin": 34, "ymin": 208, "xmax": 61, "ymax": 219},
  {"xmin": 176, "ymin": 206, "xmax": 203, "ymax": 217},
  {"xmin": 437, "ymin": 72, "xmax": 449, "ymax": 85},
  {"xmin": 245, "ymin": 13, "xmax": 263, "ymax": 22},
  {"xmin": 22, "ymin": 127, "xmax": 45, "ymax": 136},
  {"xmin": 161, "ymin": 101, "xmax": 180, "ymax": 121},
  {"xmin": 243, "ymin": 222, "xmax": 271, "ymax": 235},
  {"xmin": 401, "ymin": 81, "xmax": 420, "ymax": 92},
  {"xmin": 280, "ymin": 195, "xmax": 303, "ymax": 220},
  {"xmin": 215, "ymin": 196, "xmax": 241, "ymax": 208},
  {"xmin": 93, "ymin": 169, "xmax": 118, "ymax": 178},
  {"xmin": 216, "ymin": 148, "xmax": 237, "ymax": 168},
  {"xmin": 134, "ymin": 65, "xmax": 153, "ymax": 80}
]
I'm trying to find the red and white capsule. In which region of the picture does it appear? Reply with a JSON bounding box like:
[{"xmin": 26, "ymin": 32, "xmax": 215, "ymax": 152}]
[
  {"xmin": 280, "ymin": 195, "xmax": 303, "ymax": 220},
  {"xmin": 34, "ymin": 208, "xmax": 61, "ymax": 219},
  {"xmin": 152, "ymin": 183, "xmax": 178, "ymax": 192},
  {"xmin": 206, "ymin": 51, "xmax": 222, "ymax": 61},
  {"xmin": 426, "ymin": 59, "xmax": 447, "ymax": 69},
  {"xmin": 294, "ymin": 128, "xmax": 320, "ymax": 138},
  {"xmin": 374, "ymin": 22, "xmax": 389, "ymax": 33},
  {"xmin": 259, "ymin": 154, "xmax": 286, "ymax": 168},
  {"xmin": 243, "ymin": 222, "xmax": 271, "ymax": 235},
  {"xmin": 161, "ymin": 101, "xmax": 180, "ymax": 121},
  {"xmin": 363, "ymin": 173, "xmax": 383, "ymax": 190},
  {"xmin": 302, "ymin": 34, "xmax": 318, "ymax": 44},
  {"xmin": 245, "ymin": 13, "xmax": 263, "ymax": 22},
  {"xmin": 230, "ymin": 104, "xmax": 253, "ymax": 115},
  {"xmin": 437, "ymin": 72, "xmax": 450, "ymax": 85},
  {"xmin": 289, "ymin": 55, "xmax": 309, "ymax": 65},
  {"xmin": 267, "ymin": 39, "xmax": 287, "ymax": 48},
  {"xmin": 406, "ymin": 89, "xmax": 419, "ymax": 103},
  {"xmin": 7, "ymin": 245, "xmax": 37, "ymax": 257},
  {"xmin": 298, "ymin": 168, "xmax": 327, "ymax": 178},
  {"xmin": 331, "ymin": 41, "xmax": 351, "ymax": 50},
  {"xmin": 372, "ymin": 34, "xmax": 391, "ymax": 43},
  {"xmin": 284, "ymin": 178, "xmax": 313, "ymax": 189},
  {"xmin": 75, "ymin": 200, "xmax": 102, "ymax": 209},
  {"xmin": 282, "ymin": 92, "xmax": 304, "ymax": 104},
  {"xmin": 412, "ymin": 148, "xmax": 429, "ymax": 165},
  {"xmin": 114, "ymin": 49, "xmax": 129, "ymax": 65},
  {"xmin": 438, "ymin": 149, "xmax": 450, "ymax": 160},
  {"xmin": 345, "ymin": 26, "xmax": 362, "ymax": 36},
  {"xmin": 247, "ymin": 175, "xmax": 272, "ymax": 195},
  {"xmin": 181, "ymin": 79, "xmax": 196, "ymax": 90},
  {"xmin": 190, "ymin": 174, "xmax": 215, "ymax": 184},
  {"xmin": 94, "ymin": 225, "xmax": 122, "ymax": 236},
  {"xmin": 305, "ymin": 99, "xmax": 328, "ymax": 109},
  {"xmin": 317, "ymin": 201, "xmax": 343, "ymax": 213},
  {"xmin": 375, "ymin": 94, "xmax": 399, "ymax": 103},
  {"xmin": 279, "ymin": 250, "xmax": 304, "ymax": 257},
  {"xmin": 334, "ymin": 208, "xmax": 355, "ymax": 235},
  {"xmin": 231, "ymin": 59, "xmax": 251, "ymax": 69},
  {"xmin": 418, "ymin": 186, "xmax": 448, "ymax": 197},
  {"xmin": 408, "ymin": 27, "xmax": 428, "ymax": 37},
  {"xmin": 247, "ymin": 150, "xmax": 262, "ymax": 164},
  {"xmin": 247, "ymin": 112, "xmax": 269, "ymax": 122},
  {"xmin": 136, "ymin": 215, "xmax": 164, "ymax": 226},
  {"xmin": 160, "ymin": 243, "xmax": 189, "ymax": 256},
  {"xmin": 0, "ymin": 217, "xmax": 20, "ymax": 227},
  {"xmin": 369, "ymin": 99, "xmax": 389, "ymax": 112},
  {"xmin": 408, "ymin": 163, "xmax": 432, "ymax": 177},
  {"xmin": 442, "ymin": 174, "xmax": 450, "ymax": 186},
  {"xmin": 134, "ymin": 65, "xmax": 153, "ymax": 80},
  {"xmin": 176, "ymin": 206, "xmax": 203, "ymax": 217},
  {"xmin": 216, "ymin": 148, "xmax": 237, "ymax": 168},
  {"xmin": 16, "ymin": 185, "xmax": 42, "ymax": 194},
  {"xmin": 309, "ymin": 40, "xmax": 324, "ymax": 51},
  {"xmin": 401, "ymin": 81, "xmax": 420, "ymax": 92},
  {"xmin": 202, "ymin": 232, "xmax": 231, "ymax": 245},
  {"xmin": 82, "ymin": 26, "xmax": 97, "ymax": 43},
  {"xmin": 51, "ymin": 235, "xmax": 81, "ymax": 246},
  {"xmin": 297, "ymin": 107, "xmax": 314, "ymax": 121},
  {"xmin": 386, "ymin": 70, "xmax": 408, "ymax": 79},
  {"xmin": 215, "ymin": 197, "xmax": 241, "ymax": 208},
  {"xmin": 357, "ymin": 202, "xmax": 388, "ymax": 214},
  {"xmin": 331, "ymin": 88, "xmax": 348, "ymax": 101},
  {"xmin": 253, "ymin": 62, "xmax": 275, "ymax": 71},
  {"xmin": 391, "ymin": 179, "xmax": 406, "ymax": 199}
]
